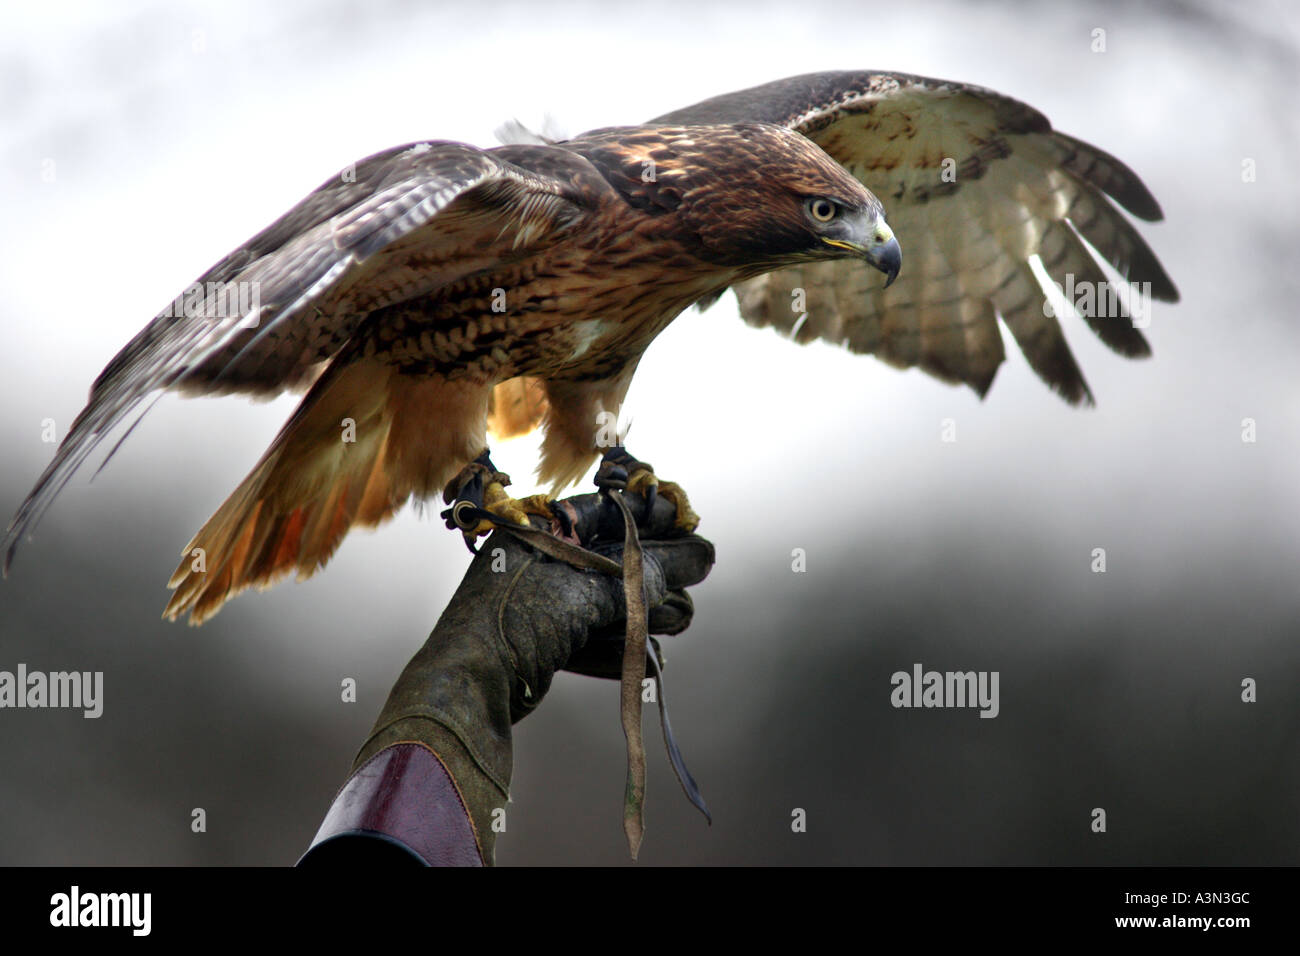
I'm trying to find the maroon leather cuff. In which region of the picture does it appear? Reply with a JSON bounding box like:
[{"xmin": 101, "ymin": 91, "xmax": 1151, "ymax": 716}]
[{"xmin": 303, "ymin": 742, "xmax": 484, "ymax": 866}]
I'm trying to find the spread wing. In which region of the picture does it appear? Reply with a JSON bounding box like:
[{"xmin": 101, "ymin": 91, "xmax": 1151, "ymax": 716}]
[
  {"xmin": 654, "ymin": 70, "xmax": 1179, "ymax": 404},
  {"xmin": 4, "ymin": 141, "xmax": 589, "ymax": 569}
]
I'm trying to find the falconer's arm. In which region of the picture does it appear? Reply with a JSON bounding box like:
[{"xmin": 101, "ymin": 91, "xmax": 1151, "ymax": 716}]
[{"xmin": 298, "ymin": 491, "xmax": 715, "ymax": 865}]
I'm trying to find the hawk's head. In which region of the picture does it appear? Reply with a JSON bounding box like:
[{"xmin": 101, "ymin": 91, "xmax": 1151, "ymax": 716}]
[{"xmin": 573, "ymin": 122, "xmax": 900, "ymax": 284}]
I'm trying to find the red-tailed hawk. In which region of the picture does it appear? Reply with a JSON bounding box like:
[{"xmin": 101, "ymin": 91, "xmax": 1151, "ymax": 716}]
[{"xmin": 3, "ymin": 70, "xmax": 1176, "ymax": 623}]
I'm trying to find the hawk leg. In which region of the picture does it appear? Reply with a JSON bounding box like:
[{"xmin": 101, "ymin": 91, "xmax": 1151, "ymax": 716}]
[
  {"xmin": 441, "ymin": 450, "xmax": 555, "ymax": 551},
  {"xmin": 595, "ymin": 446, "xmax": 700, "ymax": 533}
]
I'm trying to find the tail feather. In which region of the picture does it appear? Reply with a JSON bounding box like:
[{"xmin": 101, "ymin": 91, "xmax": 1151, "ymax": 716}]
[{"xmin": 164, "ymin": 359, "xmax": 489, "ymax": 624}]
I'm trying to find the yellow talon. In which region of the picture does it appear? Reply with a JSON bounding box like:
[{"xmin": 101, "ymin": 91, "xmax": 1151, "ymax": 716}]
[
  {"xmin": 626, "ymin": 468, "xmax": 700, "ymax": 533},
  {"xmin": 477, "ymin": 482, "xmax": 554, "ymax": 533},
  {"xmin": 444, "ymin": 458, "xmax": 556, "ymax": 539}
]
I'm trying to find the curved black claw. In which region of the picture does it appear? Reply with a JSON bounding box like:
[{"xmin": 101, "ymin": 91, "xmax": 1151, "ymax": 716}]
[
  {"xmin": 593, "ymin": 445, "xmax": 697, "ymax": 534},
  {"xmin": 641, "ymin": 480, "xmax": 658, "ymax": 516},
  {"xmin": 595, "ymin": 445, "xmax": 659, "ymax": 518},
  {"xmin": 594, "ymin": 445, "xmax": 632, "ymax": 491},
  {"xmin": 550, "ymin": 499, "xmax": 575, "ymax": 539}
]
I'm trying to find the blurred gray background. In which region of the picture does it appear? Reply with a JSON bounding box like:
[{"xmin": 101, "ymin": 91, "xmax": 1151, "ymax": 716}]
[{"xmin": 2, "ymin": 0, "xmax": 1297, "ymax": 865}]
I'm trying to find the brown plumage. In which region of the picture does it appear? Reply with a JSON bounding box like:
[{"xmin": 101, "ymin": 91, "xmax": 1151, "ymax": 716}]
[{"xmin": 3, "ymin": 71, "xmax": 1176, "ymax": 624}]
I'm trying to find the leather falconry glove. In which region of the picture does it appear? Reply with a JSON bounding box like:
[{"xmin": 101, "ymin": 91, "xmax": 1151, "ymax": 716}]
[{"xmin": 300, "ymin": 492, "xmax": 714, "ymax": 866}]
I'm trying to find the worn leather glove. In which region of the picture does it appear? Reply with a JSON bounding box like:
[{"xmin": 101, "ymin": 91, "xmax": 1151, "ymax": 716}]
[{"xmin": 301, "ymin": 492, "xmax": 714, "ymax": 866}]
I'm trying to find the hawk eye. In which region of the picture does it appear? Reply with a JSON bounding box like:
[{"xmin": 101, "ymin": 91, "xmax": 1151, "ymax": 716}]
[{"xmin": 806, "ymin": 198, "xmax": 838, "ymax": 223}]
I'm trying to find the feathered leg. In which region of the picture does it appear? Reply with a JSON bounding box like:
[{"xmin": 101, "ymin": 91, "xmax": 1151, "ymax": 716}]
[{"xmin": 540, "ymin": 375, "xmax": 699, "ymax": 532}]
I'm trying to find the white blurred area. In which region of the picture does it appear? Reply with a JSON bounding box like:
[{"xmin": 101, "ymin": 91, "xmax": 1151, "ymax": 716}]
[{"xmin": 1, "ymin": 0, "xmax": 1299, "ymax": 865}]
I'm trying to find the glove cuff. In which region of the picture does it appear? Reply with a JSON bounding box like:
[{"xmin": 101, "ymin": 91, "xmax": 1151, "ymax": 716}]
[{"xmin": 303, "ymin": 741, "xmax": 485, "ymax": 866}]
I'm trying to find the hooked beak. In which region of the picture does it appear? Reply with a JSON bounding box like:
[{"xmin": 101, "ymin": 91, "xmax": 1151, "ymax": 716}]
[{"xmin": 823, "ymin": 217, "xmax": 902, "ymax": 288}]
